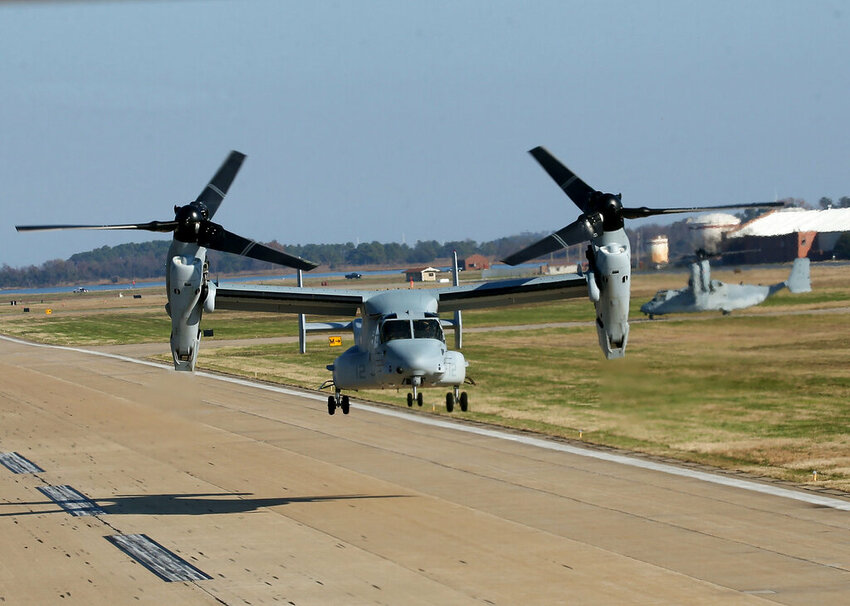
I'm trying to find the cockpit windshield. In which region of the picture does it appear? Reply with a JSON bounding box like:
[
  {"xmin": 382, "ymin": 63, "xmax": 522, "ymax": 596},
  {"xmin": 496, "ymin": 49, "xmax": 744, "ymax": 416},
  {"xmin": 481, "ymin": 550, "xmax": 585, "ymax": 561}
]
[
  {"xmin": 380, "ymin": 319, "xmax": 412, "ymax": 343},
  {"xmin": 412, "ymin": 319, "xmax": 444, "ymax": 341},
  {"xmin": 380, "ymin": 318, "xmax": 445, "ymax": 343}
]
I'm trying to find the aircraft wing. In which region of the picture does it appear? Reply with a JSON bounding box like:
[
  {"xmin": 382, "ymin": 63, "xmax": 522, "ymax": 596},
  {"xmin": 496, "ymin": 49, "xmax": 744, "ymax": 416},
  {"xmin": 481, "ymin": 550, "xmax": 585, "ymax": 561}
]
[
  {"xmin": 213, "ymin": 283, "xmax": 368, "ymax": 316},
  {"xmin": 436, "ymin": 273, "xmax": 587, "ymax": 312}
]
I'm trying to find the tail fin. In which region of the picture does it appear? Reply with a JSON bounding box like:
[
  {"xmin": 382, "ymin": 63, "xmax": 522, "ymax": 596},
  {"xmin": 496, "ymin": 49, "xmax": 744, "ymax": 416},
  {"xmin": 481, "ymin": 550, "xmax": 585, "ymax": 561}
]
[
  {"xmin": 787, "ymin": 257, "xmax": 811, "ymax": 294},
  {"xmin": 452, "ymin": 251, "xmax": 463, "ymax": 349}
]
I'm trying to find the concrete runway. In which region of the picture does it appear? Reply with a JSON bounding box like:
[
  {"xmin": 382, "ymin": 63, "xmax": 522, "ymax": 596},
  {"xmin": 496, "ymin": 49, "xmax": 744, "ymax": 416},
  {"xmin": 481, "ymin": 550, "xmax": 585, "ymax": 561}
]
[{"xmin": 1, "ymin": 337, "xmax": 849, "ymax": 604}]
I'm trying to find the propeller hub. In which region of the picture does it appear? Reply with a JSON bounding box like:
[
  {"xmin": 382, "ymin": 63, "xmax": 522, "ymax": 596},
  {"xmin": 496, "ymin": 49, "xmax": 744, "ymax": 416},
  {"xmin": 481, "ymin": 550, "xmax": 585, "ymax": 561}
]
[
  {"xmin": 592, "ymin": 192, "xmax": 624, "ymax": 232},
  {"xmin": 173, "ymin": 204, "xmax": 206, "ymax": 243}
]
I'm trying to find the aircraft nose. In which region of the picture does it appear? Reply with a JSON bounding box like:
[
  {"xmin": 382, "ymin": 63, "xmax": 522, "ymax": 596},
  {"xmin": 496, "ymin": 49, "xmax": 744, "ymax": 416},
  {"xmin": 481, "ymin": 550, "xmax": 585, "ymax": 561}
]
[{"xmin": 384, "ymin": 339, "xmax": 444, "ymax": 376}]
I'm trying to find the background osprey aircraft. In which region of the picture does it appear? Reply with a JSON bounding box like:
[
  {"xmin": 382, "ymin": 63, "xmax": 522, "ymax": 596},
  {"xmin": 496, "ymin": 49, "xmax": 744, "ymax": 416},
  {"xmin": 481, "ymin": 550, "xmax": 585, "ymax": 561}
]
[
  {"xmin": 16, "ymin": 151, "xmax": 318, "ymax": 371},
  {"xmin": 641, "ymin": 256, "xmax": 811, "ymax": 318},
  {"xmin": 503, "ymin": 146, "xmax": 784, "ymax": 358}
]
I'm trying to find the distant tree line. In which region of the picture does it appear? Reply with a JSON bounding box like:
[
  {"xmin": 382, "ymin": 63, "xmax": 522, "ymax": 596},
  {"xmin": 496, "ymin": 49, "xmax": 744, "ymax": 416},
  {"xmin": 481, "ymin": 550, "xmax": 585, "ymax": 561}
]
[
  {"xmin": 0, "ymin": 234, "xmax": 545, "ymax": 288},
  {"xmin": 4, "ymin": 198, "xmax": 850, "ymax": 288}
]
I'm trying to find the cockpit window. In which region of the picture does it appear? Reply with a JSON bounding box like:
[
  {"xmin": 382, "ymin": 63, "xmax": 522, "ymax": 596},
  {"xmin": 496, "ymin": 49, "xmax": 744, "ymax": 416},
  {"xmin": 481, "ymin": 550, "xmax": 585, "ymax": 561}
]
[
  {"xmin": 381, "ymin": 319, "xmax": 412, "ymax": 343},
  {"xmin": 413, "ymin": 319, "xmax": 444, "ymax": 341}
]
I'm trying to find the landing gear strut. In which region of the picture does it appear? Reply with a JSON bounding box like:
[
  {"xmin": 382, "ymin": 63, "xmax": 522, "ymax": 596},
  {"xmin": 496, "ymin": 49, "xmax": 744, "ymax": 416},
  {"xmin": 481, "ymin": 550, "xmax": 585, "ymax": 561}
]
[
  {"xmin": 445, "ymin": 386, "xmax": 469, "ymax": 412},
  {"xmin": 407, "ymin": 379, "xmax": 424, "ymax": 407},
  {"xmin": 327, "ymin": 390, "xmax": 350, "ymax": 415}
]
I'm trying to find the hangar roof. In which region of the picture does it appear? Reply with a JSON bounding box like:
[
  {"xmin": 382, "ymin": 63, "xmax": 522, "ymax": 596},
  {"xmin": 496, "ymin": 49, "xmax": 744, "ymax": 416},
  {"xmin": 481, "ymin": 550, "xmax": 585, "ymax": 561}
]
[{"xmin": 728, "ymin": 208, "xmax": 850, "ymax": 238}]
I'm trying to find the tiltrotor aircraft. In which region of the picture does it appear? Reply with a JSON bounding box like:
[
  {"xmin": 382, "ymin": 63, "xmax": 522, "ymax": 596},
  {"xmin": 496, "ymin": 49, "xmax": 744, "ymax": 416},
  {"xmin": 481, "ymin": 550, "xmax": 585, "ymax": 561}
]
[
  {"xmin": 640, "ymin": 256, "xmax": 811, "ymax": 318},
  {"xmin": 502, "ymin": 146, "xmax": 783, "ymax": 358},
  {"xmin": 16, "ymin": 151, "xmax": 318, "ymax": 371},
  {"xmin": 212, "ymin": 252, "xmax": 587, "ymax": 415},
  {"xmin": 16, "ymin": 151, "xmax": 592, "ymax": 415}
]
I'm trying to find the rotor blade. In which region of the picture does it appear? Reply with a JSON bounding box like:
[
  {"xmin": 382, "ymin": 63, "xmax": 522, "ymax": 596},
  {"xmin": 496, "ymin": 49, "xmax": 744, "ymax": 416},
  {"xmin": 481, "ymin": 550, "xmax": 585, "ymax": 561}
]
[
  {"xmin": 529, "ymin": 146, "xmax": 596, "ymax": 213},
  {"xmin": 502, "ymin": 217, "xmax": 596, "ymax": 266},
  {"xmin": 621, "ymin": 201, "xmax": 783, "ymax": 220},
  {"xmin": 16, "ymin": 221, "xmax": 178, "ymax": 233},
  {"xmin": 195, "ymin": 150, "xmax": 247, "ymax": 219},
  {"xmin": 198, "ymin": 222, "xmax": 318, "ymax": 270}
]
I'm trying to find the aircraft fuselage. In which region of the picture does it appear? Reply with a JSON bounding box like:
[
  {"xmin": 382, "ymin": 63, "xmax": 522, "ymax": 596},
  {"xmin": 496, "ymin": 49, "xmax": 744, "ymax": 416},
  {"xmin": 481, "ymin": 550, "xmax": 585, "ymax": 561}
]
[{"xmin": 329, "ymin": 290, "xmax": 467, "ymax": 391}]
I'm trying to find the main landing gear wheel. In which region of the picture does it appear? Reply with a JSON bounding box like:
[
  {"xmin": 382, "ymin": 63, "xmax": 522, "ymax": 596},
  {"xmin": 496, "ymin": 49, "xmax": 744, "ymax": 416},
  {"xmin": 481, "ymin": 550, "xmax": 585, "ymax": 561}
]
[
  {"xmin": 328, "ymin": 391, "xmax": 349, "ymax": 415},
  {"xmin": 407, "ymin": 393, "xmax": 414, "ymax": 407},
  {"xmin": 417, "ymin": 392, "xmax": 423, "ymax": 407},
  {"xmin": 445, "ymin": 388, "xmax": 469, "ymax": 413},
  {"xmin": 445, "ymin": 387, "xmax": 468, "ymax": 413}
]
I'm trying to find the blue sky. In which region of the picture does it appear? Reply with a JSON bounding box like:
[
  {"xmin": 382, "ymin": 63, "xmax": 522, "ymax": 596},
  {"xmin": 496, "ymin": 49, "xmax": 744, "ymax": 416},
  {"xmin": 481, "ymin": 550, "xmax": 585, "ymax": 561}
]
[{"xmin": 2, "ymin": 0, "xmax": 848, "ymax": 267}]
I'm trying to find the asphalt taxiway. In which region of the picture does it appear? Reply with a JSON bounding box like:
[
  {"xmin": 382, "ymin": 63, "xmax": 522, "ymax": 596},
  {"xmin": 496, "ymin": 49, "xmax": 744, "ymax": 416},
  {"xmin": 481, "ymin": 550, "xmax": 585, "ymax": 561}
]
[{"xmin": 1, "ymin": 336, "xmax": 849, "ymax": 604}]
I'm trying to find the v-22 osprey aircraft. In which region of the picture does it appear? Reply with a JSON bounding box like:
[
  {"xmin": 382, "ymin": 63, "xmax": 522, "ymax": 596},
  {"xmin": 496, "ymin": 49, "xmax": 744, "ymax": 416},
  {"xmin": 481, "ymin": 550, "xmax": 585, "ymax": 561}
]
[
  {"xmin": 17, "ymin": 151, "xmax": 592, "ymax": 415},
  {"xmin": 640, "ymin": 256, "xmax": 811, "ymax": 318}
]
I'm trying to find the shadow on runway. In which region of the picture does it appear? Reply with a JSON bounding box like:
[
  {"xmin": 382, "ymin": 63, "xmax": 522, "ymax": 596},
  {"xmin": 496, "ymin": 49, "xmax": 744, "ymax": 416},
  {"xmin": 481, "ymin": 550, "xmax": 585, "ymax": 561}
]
[{"xmin": 0, "ymin": 491, "xmax": 409, "ymax": 516}]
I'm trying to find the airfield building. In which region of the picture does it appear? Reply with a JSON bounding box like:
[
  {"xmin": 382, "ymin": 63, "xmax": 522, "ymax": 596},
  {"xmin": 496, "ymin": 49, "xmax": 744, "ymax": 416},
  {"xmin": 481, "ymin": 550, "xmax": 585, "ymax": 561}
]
[
  {"xmin": 460, "ymin": 254, "xmax": 490, "ymax": 271},
  {"xmin": 724, "ymin": 208, "xmax": 850, "ymax": 263},
  {"xmin": 404, "ymin": 267, "xmax": 442, "ymax": 282}
]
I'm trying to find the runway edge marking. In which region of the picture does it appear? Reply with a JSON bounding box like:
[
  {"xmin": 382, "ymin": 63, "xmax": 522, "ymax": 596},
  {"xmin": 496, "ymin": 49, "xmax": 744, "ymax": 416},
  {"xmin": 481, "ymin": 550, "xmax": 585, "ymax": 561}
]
[{"xmin": 3, "ymin": 334, "xmax": 849, "ymax": 512}]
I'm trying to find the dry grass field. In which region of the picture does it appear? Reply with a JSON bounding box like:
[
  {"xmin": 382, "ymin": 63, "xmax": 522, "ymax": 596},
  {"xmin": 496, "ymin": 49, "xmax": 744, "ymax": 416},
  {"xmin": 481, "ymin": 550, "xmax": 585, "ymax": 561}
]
[{"xmin": 2, "ymin": 261, "xmax": 849, "ymax": 490}]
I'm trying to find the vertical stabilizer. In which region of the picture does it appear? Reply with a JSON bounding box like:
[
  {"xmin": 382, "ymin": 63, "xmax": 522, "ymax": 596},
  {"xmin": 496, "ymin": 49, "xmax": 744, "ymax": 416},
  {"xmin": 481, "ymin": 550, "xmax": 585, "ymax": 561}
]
[
  {"xmin": 787, "ymin": 257, "xmax": 811, "ymax": 293},
  {"xmin": 452, "ymin": 251, "xmax": 463, "ymax": 349},
  {"xmin": 298, "ymin": 269, "xmax": 307, "ymax": 353}
]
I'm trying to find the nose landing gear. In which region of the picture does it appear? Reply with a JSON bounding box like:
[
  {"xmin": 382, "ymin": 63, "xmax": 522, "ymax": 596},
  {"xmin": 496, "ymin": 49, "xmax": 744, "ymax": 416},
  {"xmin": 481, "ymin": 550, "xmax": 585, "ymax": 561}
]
[{"xmin": 406, "ymin": 382, "xmax": 424, "ymax": 407}]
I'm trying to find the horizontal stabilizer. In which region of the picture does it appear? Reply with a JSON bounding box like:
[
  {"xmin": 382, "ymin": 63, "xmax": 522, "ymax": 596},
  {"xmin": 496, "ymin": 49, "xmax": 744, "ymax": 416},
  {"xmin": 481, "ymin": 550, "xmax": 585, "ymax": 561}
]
[{"xmin": 304, "ymin": 321, "xmax": 355, "ymax": 333}]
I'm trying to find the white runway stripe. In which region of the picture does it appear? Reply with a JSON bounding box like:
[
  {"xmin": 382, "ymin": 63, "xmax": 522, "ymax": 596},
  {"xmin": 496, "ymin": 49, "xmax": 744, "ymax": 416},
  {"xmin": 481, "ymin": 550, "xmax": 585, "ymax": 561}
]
[
  {"xmin": 0, "ymin": 452, "xmax": 44, "ymax": 474},
  {"xmin": 106, "ymin": 534, "xmax": 211, "ymax": 582}
]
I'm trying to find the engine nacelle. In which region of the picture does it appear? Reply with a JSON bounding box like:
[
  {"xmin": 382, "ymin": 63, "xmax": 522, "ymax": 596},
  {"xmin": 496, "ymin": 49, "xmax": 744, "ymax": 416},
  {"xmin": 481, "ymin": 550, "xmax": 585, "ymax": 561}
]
[
  {"xmin": 331, "ymin": 347, "xmax": 373, "ymax": 389},
  {"xmin": 435, "ymin": 349, "xmax": 466, "ymax": 386},
  {"xmin": 591, "ymin": 238, "xmax": 631, "ymax": 360},
  {"xmin": 168, "ymin": 255, "xmax": 206, "ymax": 371}
]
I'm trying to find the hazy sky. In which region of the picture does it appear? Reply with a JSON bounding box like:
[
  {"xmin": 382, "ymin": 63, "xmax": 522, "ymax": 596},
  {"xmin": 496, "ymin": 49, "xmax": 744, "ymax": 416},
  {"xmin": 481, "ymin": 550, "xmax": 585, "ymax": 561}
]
[{"xmin": 2, "ymin": 0, "xmax": 848, "ymax": 268}]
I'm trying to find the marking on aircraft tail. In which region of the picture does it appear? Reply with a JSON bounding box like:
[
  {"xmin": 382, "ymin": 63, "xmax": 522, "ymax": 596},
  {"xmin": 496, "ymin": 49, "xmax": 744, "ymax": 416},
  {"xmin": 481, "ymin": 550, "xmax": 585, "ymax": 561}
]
[
  {"xmin": 0, "ymin": 452, "xmax": 44, "ymax": 474},
  {"xmin": 38, "ymin": 485, "xmax": 105, "ymax": 516},
  {"xmin": 106, "ymin": 534, "xmax": 211, "ymax": 582}
]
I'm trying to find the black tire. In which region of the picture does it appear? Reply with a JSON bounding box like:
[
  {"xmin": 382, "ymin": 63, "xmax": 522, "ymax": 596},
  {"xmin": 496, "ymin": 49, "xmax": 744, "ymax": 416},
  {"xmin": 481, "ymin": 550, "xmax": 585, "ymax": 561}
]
[
  {"xmin": 459, "ymin": 391, "xmax": 468, "ymax": 412},
  {"xmin": 327, "ymin": 395, "xmax": 336, "ymax": 415},
  {"xmin": 407, "ymin": 393, "xmax": 413, "ymax": 407},
  {"xmin": 341, "ymin": 395, "xmax": 350, "ymax": 415},
  {"xmin": 446, "ymin": 392, "xmax": 454, "ymax": 412},
  {"xmin": 417, "ymin": 392, "xmax": 423, "ymax": 407}
]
